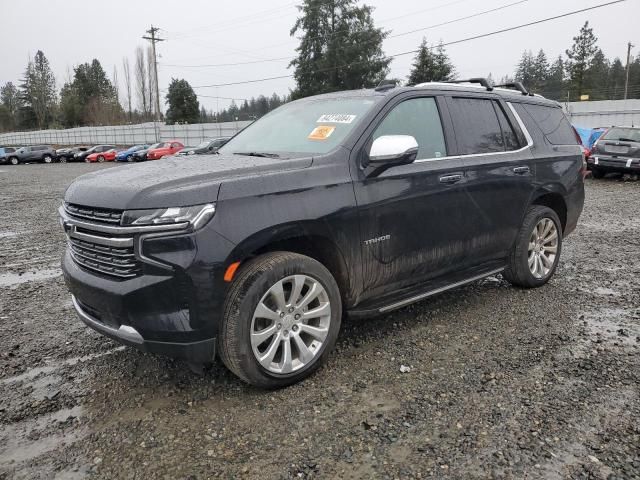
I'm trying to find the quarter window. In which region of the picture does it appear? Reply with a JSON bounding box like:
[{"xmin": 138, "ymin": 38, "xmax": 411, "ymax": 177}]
[
  {"xmin": 494, "ymin": 102, "xmax": 521, "ymax": 150},
  {"xmin": 372, "ymin": 97, "xmax": 447, "ymax": 160},
  {"xmin": 520, "ymin": 103, "xmax": 577, "ymax": 145},
  {"xmin": 449, "ymin": 97, "xmax": 505, "ymax": 155}
]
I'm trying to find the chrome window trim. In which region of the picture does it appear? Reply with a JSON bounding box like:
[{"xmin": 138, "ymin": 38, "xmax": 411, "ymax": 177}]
[{"xmin": 411, "ymin": 101, "xmax": 534, "ymax": 164}]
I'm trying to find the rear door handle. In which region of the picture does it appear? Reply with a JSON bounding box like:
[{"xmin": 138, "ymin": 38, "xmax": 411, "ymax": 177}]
[
  {"xmin": 439, "ymin": 173, "xmax": 463, "ymax": 184},
  {"xmin": 513, "ymin": 166, "xmax": 530, "ymax": 175}
]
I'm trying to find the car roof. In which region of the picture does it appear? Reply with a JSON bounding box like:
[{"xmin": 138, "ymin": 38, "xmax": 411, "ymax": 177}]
[{"xmin": 297, "ymin": 82, "xmax": 561, "ymax": 108}]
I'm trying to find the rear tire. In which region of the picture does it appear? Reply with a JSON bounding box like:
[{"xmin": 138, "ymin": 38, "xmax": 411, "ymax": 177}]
[
  {"xmin": 43, "ymin": 155, "xmax": 52, "ymax": 164},
  {"xmin": 9, "ymin": 157, "xmax": 18, "ymax": 165},
  {"xmin": 59, "ymin": 156, "xmax": 67, "ymax": 163},
  {"xmin": 591, "ymin": 167, "xmax": 605, "ymax": 179},
  {"xmin": 503, "ymin": 206, "xmax": 562, "ymax": 289},
  {"xmin": 219, "ymin": 252, "xmax": 342, "ymax": 389}
]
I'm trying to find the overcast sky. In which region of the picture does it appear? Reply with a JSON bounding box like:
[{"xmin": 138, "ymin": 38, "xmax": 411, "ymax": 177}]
[{"xmin": 1, "ymin": 0, "xmax": 637, "ymax": 113}]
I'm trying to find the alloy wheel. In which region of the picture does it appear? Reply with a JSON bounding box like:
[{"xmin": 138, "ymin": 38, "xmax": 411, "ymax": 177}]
[
  {"xmin": 250, "ymin": 275, "xmax": 331, "ymax": 375},
  {"xmin": 10, "ymin": 158, "xmax": 18, "ymax": 165},
  {"xmin": 528, "ymin": 218, "xmax": 558, "ymax": 279},
  {"xmin": 43, "ymin": 156, "xmax": 52, "ymax": 163}
]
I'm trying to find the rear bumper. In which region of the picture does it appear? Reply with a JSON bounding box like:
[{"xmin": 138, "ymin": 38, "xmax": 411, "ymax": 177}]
[{"xmin": 587, "ymin": 155, "xmax": 640, "ymax": 172}]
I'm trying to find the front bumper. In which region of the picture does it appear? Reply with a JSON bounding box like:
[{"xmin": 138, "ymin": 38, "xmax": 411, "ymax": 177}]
[
  {"xmin": 60, "ymin": 207, "xmax": 236, "ymax": 363},
  {"xmin": 588, "ymin": 155, "xmax": 640, "ymax": 172}
]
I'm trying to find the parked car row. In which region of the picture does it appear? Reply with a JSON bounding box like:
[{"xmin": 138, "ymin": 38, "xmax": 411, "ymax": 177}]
[{"xmin": 0, "ymin": 137, "xmax": 231, "ymax": 165}]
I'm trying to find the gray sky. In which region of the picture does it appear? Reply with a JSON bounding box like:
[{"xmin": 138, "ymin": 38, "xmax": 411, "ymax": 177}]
[{"xmin": 1, "ymin": 0, "xmax": 637, "ymax": 113}]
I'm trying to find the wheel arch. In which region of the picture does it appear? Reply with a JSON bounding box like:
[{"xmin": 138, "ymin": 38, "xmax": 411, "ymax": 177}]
[
  {"xmin": 530, "ymin": 189, "xmax": 567, "ymax": 232},
  {"xmin": 227, "ymin": 223, "xmax": 355, "ymax": 307}
]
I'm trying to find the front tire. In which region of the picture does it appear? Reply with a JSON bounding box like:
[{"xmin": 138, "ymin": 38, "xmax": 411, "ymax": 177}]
[
  {"xmin": 43, "ymin": 155, "xmax": 52, "ymax": 164},
  {"xmin": 219, "ymin": 252, "xmax": 342, "ymax": 388},
  {"xmin": 59, "ymin": 156, "xmax": 67, "ymax": 163},
  {"xmin": 97, "ymin": 155, "xmax": 105, "ymax": 163},
  {"xmin": 9, "ymin": 157, "xmax": 18, "ymax": 165},
  {"xmin": 503, "ymin": 206, "xmax": 562, "ymax": 289},
  {"xmin": 591, "ymin": 167, "xmax": 605, "ymax": 179}
]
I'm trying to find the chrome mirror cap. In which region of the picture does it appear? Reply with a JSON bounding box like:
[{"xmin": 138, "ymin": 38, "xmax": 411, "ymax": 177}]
[{"xmin": 369, "ymin": 135, "xmax": 419, "ymax": 164}]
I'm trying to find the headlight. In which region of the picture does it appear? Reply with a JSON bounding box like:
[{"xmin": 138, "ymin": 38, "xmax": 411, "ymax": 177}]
[{"xmin": 121, "ymin": 204, "xmax": 216, "ymax": 230}]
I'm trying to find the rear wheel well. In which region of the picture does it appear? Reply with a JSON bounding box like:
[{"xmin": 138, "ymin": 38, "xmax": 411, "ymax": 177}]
[
  {"xmin": 532, "ymin": 193, "xmax": 567, "ymax": 231},
  {"xmin": 250, "ymin": 236, "xmax": 350, "ymax": 305}
]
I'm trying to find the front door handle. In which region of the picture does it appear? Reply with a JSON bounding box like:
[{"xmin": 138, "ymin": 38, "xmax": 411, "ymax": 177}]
[
  {"xmin": 513, "ymin": 166, "xmax": 530, "ymax": 175},
  {"xmin": 439, "ymin": 173, "xmax": 463, "ymax": 184}
]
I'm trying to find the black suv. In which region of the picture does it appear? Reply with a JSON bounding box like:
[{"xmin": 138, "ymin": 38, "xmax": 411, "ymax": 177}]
[
  {"xmin": 7, "ymin": 145, "xmax": 56, "ymax": 165},
  {"xmin": 60, "ymin": 80, "xmax": 584, "ymax": 388},
  {"xmin": 176, "ymin": 137, "xmax": 231, "ymax": 156},
  {"xmin": 73, "ymin": 145, "xmax": 116, "ymax": 163},
  {"xmin": 57, "ymin": 146, "xmax": 89, "ymax": 163},
  {"xmin": 587, "ymin": 126, "xmax": 640, "ymax": 178}
]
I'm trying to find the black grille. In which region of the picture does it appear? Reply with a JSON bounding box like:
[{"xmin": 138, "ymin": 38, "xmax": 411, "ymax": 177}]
[
  {"xmin": 65, "ymin": 203, "xmax": 123, "ymax": 224},
  {"xmin": 69, "ymin": 237, "xmax": 141, "ymax": 279}
]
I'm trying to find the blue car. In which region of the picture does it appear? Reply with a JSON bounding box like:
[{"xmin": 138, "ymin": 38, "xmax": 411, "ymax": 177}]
[{"xmin": 116, "ymin": 145, "xmax": 149, "ymax": 162}]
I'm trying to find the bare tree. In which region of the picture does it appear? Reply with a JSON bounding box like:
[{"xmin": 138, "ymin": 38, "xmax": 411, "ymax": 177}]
[
  {"xmin": 122, "ymin": 57, "xmax": 132, "ymax": 120},
  {"xmin": 134, "ymin": 46, "xmax": 148, "ymax": 118},
  {"xmin": 146, "ymin": 46, "xmax": 157, "ymax": 119},
  {"xmin": 112, "ymin": 65, "xmax": 120, "ymax": 105}
]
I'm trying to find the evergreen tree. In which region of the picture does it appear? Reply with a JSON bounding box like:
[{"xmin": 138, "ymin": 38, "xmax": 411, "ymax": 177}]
[
  {"xmin": 566, "ymin": 21, "xmax": 598, "ymax": 100},
  {"xmin": 165, "ymin": 78, "xmax": 199, "ymax": 124},
  {"xmin": 586, "ymin": 49, "xmax": 610, "ymax": 100},
  {"xmin": 290, "ymin": 0, "xmax": 390, "ymax": 98},
  {"xmin": 408, "ymin": 38, "xmax": 455, "ymax": 84},
  {"xmin": 0, "ymin": 82, "xmax": 21, "ymax": 130},
  {"xmin": 59, "ymin": 59, "xmax": 121, "ymax": 126},
  {"xmin": 545, "ymin": 56, "xmax": 566, "ymax": 101},
  {"xmin": 531, "ymin": 49, "xmax": 549, "ymax": 91},
  {"xmin": 608, "ymin": 58, "xmax": 626, "ymax": 100},
  {"xmin": 20, "ymin": 50, "xmax": 57, "ymax": 128},
  {"xmin": 515, "ymin": 50, "xmax": 536, "ymax": 87}
]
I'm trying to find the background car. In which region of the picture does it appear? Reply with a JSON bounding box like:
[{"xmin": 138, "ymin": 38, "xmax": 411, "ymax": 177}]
[
  {"xmin": 146, "ymin": 141, "xmax": 184, "ymax": 160},
  {"xmin": 176, "ymin": 137, "xmax": 230, "ymax": 156},
  {"xmin": 0, "ymin": 146, "xmax": 17, "ymax": 164},
  {"xmin": 132, "ymin": 143, "xmax": 161, "ymax": 162},
  {"xmin": 6, "ymin": 145, "xmax": 56, "ymax": 165},
  {"xmin": 588, "ymin": 126, "xmax": 640, "ymax": 178},
  {"xmin": 56, "ymin": 146, "xmax": 89, "ymax": 163},
  {"xmin": 116, "ymin": 145, "xmax": 149, "ymax": 162},
  {"xmin": 86, "ymin": 149, "xmax": 118, "ymax": 163},
  {"xmin": 73, "ymin": 145, "xmax": 116, "ymax": 163}
]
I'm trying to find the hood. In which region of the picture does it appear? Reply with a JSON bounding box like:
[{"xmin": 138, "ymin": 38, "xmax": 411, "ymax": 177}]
[{"xmin": 64, "ymin": 153, "xmax": 312, "ymax": 210}]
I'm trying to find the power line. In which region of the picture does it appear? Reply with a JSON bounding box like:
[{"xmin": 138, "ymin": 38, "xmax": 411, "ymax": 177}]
[
  {"xmin": 190, "ymin": 0, "xmax": 628, "ymax": 89},
  {"xmin": 160, "ymin": 0, "xmax": 528, "ymax": 69}
]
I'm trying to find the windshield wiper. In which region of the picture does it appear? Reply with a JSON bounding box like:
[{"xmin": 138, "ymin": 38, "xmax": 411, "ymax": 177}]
[{"xmin": 233, "ymin": 152, "xmax": 280, "ymax": 158}]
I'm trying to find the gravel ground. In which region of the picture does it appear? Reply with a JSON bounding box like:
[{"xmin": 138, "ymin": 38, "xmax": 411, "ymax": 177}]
[{"xmin": 0, "ymin": 163, "xmax": 638, "ymax": 480}]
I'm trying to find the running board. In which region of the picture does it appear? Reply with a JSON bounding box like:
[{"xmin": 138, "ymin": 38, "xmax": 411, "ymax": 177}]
[{"xmin": 378, "ymin": 268, "xmax": 504, "ymax": 313}]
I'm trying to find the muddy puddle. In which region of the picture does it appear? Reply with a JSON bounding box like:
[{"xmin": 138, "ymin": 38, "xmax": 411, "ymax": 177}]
[{"xmin": 0, "ymin": 268, "xmax": 62, "ymax": 287}]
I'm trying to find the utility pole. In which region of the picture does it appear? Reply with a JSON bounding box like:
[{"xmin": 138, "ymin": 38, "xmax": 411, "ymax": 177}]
[
  {"xmin": 624, "ymin": 42, "xmax": 634, "ymax": 100},
  {"xmin": 143, "ymin": 26, "xmax": 164, "ymax": 127}
]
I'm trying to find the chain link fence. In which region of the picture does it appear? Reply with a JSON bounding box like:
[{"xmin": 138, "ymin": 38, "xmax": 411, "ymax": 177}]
[{"xmin": 0, "ymin": 121, "xmax": 253, "ymax": 147}]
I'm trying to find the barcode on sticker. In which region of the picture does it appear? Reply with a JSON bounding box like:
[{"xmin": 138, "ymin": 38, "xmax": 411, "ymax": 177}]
[{"xmin": 317, "ymin": 114, "xmax": 356, "ymax": 124}]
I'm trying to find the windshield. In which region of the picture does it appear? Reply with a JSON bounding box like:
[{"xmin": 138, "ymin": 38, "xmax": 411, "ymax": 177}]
[
  {"xmin": 196, "ymin": 141, "xmax": 211, "ymax": 149},
  {"xmin": 219, "ymin": 96, "xmax": 380, "ymax": 156},
  {"xmin": 602, "ymin": 127, "xmax": 640, "ymax": 143}
]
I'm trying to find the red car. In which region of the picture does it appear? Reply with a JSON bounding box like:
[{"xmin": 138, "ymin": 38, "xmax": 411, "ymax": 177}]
[
  {"xmin": 146, "ymin": 141, "xmax": 184, "ymax": 160},
  {"xmin": 86, "ymin": 149, "xmax": 118, "ymax": 163}
]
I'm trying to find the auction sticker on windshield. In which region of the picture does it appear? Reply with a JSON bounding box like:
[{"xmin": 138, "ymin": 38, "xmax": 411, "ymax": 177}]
[
  {"xmin": 308, "ymin": 126, "xmax": 336, "ymax": 141},
  {"xmin": 317, "ymin": 114, "xmax": 357, "ymax": 124}
]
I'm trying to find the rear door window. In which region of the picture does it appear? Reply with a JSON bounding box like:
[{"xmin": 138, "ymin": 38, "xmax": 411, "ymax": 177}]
[
  {"xmin": 372, "ymin": 97, "xmax": 447, "ymax": 160},
  {"xmin": 448, "ymin": 97, "xmax": 505, "ymax": 155},
  {"xmin": 520, "ymin": 104, "xmax": 577, "ymax": 145}
]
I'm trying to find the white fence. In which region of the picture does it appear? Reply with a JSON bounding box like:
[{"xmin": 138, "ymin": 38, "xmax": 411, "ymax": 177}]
[
  {"xmin": 565, "ymin": 100, "xmax": 640, "ymax": 129},
  {"xmin": 0, "ymin": 121, "xmax": 253, "ymax": 147},
  {"xmin": 2, "ymin": 100, "xmax": 639, "ymax": 146}
]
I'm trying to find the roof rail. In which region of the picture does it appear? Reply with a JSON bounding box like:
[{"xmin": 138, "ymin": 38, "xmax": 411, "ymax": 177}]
[
  {"xmin": 445, "ymin": 78, "xmax": 493, "ymax": 91},
  {"xmin": 375, "ymin": 79, "xmax": 398, "ymax": 92},
  {"xmin": 493, "ymin": 81, "xmax": 533, "ymax": 96}
]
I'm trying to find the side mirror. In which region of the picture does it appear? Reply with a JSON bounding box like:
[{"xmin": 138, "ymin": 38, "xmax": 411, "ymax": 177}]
[{"xmin": 368, "ymin": 135, "xmax": 419, "ymax": 166}]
